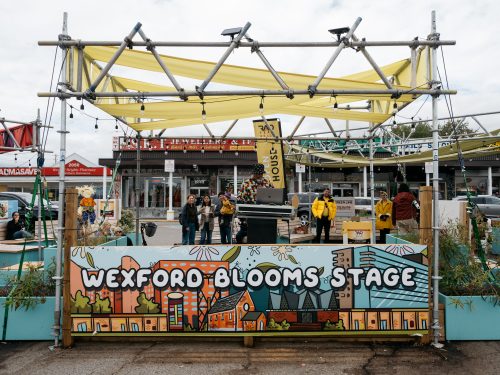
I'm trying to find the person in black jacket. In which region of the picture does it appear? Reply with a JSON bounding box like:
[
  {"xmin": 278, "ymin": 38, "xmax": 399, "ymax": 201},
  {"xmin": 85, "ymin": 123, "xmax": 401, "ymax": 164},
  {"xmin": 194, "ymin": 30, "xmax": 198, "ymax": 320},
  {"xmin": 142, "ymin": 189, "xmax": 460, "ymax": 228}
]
[
  {"xmin": 6, "ymin": 212, "xmax": 32, "ymax": 240},
  {"xmin": 180, "ymin": 194, "xmax": 199, "ymax": 245}
]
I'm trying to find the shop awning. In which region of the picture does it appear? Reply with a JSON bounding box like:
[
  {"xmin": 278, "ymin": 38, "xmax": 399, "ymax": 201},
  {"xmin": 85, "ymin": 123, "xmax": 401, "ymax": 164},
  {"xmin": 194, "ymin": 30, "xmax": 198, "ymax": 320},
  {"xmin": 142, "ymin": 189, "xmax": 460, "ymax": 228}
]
[{"xmin": 285, "ymin": 137, "xmax": 500, "ymax": 168}]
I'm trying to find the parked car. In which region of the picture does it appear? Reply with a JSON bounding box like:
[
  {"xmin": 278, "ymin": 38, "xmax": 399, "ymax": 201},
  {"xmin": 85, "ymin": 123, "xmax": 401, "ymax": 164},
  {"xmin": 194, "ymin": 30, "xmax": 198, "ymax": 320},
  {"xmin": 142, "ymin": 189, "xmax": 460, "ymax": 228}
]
[
  {"xmin": 354, "ymin": 197, "xmax": 380, "ymax": 216},
  {"xmin": 453, "ymin": 195, "xmax": 500, "ymax": 218},
  {"xmin": 0, "ymin": 192, "xmax": 59, "ymax": 221},
  {"xmin": 287, "ymin": 192, "xmax": 320, "ymax": 224}
]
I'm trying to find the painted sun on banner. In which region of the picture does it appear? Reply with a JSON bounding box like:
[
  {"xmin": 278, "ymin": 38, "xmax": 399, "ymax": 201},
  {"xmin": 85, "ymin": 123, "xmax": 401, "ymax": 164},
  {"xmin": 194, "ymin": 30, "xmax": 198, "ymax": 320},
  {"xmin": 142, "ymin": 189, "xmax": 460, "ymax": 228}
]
[{"xmin": 70, "ymin": 244, "xmax": 429, "ymax": 336}]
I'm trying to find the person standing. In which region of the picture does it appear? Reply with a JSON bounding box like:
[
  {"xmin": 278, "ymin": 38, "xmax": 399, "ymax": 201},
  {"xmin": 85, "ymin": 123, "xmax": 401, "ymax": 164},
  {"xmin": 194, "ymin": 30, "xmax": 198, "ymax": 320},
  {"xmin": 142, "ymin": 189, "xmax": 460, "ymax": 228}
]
[
  {"xmin": 235, "ymin": 163, "xmax": 274, "ymax": 244},
  {"xmin": 311, "ymin": 189, "xmax": 337, "ymax": 243},
  {"xmin": 6, "ymin": 212, "xmax": 32, "ymax": 240},
  {"xmin": 180, "ymin": 194, "xmax": 199, "ymax": 245},
  {"xmin": 215, "ymin": 192, "xmax": 235, "ymax": 244},
  {"xmin": 375, "ymin": 191, "xmax": 393, "ymax": 243},
  {"xmin": 198, "ymin": 195, "xmax": 215, "ymax": 244},
  {"xmin": 393, "ymin": 183, "xmax": 419, "ymax": 235}
]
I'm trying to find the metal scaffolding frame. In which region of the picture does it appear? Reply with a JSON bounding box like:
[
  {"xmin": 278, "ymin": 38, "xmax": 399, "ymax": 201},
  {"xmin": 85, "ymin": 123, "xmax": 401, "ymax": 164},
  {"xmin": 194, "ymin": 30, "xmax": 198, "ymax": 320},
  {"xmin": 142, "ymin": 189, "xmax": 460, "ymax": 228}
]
[{"xmin": 40, "ymin": 12, "xmax": 457, "ymax": 348}]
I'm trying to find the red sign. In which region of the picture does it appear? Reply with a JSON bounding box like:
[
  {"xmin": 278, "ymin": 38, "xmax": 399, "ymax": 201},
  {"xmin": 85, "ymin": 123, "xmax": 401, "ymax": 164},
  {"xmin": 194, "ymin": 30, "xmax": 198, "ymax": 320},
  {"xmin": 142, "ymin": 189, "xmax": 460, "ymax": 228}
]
[
  {"xmin": 0, "ymin": 168, "xmax": 37, "ymax": 176},
  {"xmin": 113, "ymin": 137, "xmax": 255, "ymax": 152},
  {"xmin": 42, "ymin": 160, "xmax": 112, "ymax": 177},
  {"xmin": 0, "ymin": 124, "xmax": 34, "ymax": 154}
]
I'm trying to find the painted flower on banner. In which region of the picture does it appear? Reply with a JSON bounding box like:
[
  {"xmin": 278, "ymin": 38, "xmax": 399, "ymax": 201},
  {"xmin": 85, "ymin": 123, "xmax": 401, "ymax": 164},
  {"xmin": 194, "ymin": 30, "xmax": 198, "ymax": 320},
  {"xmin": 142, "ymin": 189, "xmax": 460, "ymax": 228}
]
[
  {"xmin": 248, "ymin": 246, "xmax": 261, "ymax": 256},
  {"xmin": 385, "ymin": 244, "xmax": 415, "ymax": 256},
  {"xmin": 271, "ymin": 245, "xmax": 294, "ymax": 262},
  {"xmin": 189, "ymin": 245, "xmax": 220, "ymax": 261}
]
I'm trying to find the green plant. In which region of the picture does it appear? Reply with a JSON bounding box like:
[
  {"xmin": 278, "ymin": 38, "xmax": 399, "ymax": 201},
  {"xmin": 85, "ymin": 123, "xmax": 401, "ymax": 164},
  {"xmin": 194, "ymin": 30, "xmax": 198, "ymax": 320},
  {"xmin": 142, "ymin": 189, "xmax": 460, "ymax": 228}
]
[
  {"xmin": 267, "ymin": 318, "xmax": 290, "ymax": 331},
  {"xmin": 135, "ymin": 292, "xmax": 160, "ymax": 313},
  {"xmin": 439, "ymin": 221, "xmax": 499, "ymax": 305},
  {"xmin": 118, "ymin": 209, "xmax": 135, "ymax": 234},
  {"xmin": 324, "ymin": 319, "xmax": 345, "ymax": 331},
  {"xmin": 1, "ymin": 262, "xmax": 56, "ymax": 310}
]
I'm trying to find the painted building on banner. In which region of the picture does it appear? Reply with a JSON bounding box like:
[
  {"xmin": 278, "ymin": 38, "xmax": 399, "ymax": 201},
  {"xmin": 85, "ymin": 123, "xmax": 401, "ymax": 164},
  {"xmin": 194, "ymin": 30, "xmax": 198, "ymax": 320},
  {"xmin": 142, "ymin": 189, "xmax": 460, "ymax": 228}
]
[{"xmin": 0, "ymin": 153, "xmax": 113, "ymax": 200}]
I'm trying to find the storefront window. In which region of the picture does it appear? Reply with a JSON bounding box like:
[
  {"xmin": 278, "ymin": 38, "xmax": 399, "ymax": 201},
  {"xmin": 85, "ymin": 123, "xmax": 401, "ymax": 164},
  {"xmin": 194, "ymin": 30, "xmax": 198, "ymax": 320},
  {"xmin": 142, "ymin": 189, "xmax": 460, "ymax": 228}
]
[{"xmin": 124, "ymin": 176, "xmax": 182, "ymax": 209}]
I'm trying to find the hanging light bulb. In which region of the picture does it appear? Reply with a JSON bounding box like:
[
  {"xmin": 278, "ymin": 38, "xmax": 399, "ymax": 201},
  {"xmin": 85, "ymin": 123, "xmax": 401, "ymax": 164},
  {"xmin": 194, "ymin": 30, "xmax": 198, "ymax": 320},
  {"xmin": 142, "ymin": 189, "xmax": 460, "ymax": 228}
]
[
  {"xmin": 115, "ymin": 119, "xmax": 119, "ymax": 130},
  {"xmin": 80, "ymin": 101, "xmax": 85, "ymax": 110},
  {"xmin": 94, "ymin": 118, "xmax": 99, "ymax": 130},
  {"xmin": 201, "ymin": 102, "xmax": 207, "ymax": 121},
  {"xmin": 235, "ymin": 145, "xmax": 239, "ymax": 156},
  {"xmin": 14, "ymin": 154, "xmax": 17, "ymax": 161},
  {"xmin": 183, "ymin": 146, "xmax": 187, "ymax": 153},
  {"xmin": 148, "ymin": 140, "xmax": 152, "ymax": 150},
  {"xmin": 392, "ymin": 117, "xmax": 396, "ymax": 126},
  {"xmin": 69, "ymin": 106, "xmax": 74, "ymax": 119},
  {"xmin": 259, "ymin": 96, "xmax": 264, "ymax": 114},
  {"xmin": 28, "ymin": 160, "xmax": 31, "ymax": 167},
  {"xmin": 201, "ymin": 146, "xmax": 205, "ymax": 154},
  {"xmin": 219, "ymin": 145, "xmax": 223, "ymax": 154},
  {"xmin": 140, "ymin": 102, "xmax": 145, "ymax": 115},
  {"xmin": 333, "ymin": 95, "xmax": 338, "ymax": 109},
  {"xmin": 164, "ymin": 150, "xmax": 169, "ymax": 155},
  {"xmin": 254, "ymin": 142, "xmax": 258, "ymax": 152}
]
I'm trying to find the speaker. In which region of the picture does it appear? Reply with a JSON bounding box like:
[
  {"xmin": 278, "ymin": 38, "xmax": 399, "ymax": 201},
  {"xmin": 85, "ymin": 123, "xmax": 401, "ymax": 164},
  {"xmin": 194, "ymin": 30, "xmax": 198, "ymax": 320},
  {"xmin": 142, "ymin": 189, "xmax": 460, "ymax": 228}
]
[{"xmin": 247, "ymin": 218, "xmax": 277, "ymax": 244}]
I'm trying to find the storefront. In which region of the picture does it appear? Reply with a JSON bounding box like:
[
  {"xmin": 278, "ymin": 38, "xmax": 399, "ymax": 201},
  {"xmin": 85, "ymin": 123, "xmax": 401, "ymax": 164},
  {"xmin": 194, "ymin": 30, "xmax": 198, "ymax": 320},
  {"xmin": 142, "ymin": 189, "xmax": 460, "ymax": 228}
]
[
  {"xmin": 0, "ymin": 154, "xmax": 112, "ymax": 200},
  {"xmin": 100, "ymin": 138, "xmax": 259, "ymax": 218},
  {"xmin": 99, "ymin": 137, "xmax": 500, "ymax": 218}
]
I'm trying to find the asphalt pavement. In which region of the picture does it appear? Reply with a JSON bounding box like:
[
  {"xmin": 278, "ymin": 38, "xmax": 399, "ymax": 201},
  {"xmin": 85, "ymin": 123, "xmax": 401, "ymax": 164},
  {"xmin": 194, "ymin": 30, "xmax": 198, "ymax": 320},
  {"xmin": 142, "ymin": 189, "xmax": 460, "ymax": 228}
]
[{"xmin": 0, "ymin": 339, "xmax": 499, "ymax": 374}]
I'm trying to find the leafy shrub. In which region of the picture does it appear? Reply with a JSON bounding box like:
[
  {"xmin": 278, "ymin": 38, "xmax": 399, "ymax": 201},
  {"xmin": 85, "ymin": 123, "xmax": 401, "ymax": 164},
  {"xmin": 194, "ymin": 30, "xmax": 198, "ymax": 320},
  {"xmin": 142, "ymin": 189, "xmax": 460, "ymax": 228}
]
[
  {"xmin": 1, "ymin": 262, "xmax": 56, "ymax": 310},
  {"xmin": 439, "ymin": 222, "xmax": 499, "ymax": 304}
]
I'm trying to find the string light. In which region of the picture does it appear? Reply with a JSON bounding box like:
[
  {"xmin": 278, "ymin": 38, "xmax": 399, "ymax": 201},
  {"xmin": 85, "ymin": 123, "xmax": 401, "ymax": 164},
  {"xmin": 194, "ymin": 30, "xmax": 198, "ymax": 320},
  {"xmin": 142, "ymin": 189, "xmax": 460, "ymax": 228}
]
[
  {"xmin": 115, "ymin": 119, "xmax": 119, "ymax": 130},
  {"xmin": 259, "ymin": 96, "xmax": 264, "ymax": 114},
  {"xmin": 94, "ymin": 118, "xmax": 99, "ymax": 130},
  {"xmin": 201, "ymin": 102, "xmax": 206, "ymax": 121},
  {"xmin": 69, "ymin": 106, "xmax": 74, "ymax": 119}
]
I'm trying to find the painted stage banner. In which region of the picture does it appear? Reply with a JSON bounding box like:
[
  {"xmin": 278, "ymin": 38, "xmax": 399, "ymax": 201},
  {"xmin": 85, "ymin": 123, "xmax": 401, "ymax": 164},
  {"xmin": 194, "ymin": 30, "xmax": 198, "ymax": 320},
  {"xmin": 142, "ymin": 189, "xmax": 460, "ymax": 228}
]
[
  {"xmin": 70, "ymin": 244, "xmax": 429, "ymax": 336},
  {"xmin": 253, "ymin": 118, "xmax": 286, "ymax": 189}
]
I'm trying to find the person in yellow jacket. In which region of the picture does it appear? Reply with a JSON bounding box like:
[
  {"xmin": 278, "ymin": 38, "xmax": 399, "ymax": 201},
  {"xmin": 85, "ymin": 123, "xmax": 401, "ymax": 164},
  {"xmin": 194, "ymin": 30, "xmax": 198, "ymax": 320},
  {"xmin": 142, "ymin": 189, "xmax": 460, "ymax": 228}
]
[
  {"xmin": 311, "ymin": 188, "xmax": 337, "ymax": 243},
  {"xmin": 375, "ymin": 191, "xmax": 393, "ymax": 243}
]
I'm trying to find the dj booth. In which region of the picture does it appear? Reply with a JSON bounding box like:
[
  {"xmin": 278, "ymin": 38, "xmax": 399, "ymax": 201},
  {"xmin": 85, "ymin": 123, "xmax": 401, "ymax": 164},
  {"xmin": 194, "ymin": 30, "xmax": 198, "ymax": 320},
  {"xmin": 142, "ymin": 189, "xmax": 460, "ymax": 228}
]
[{"xmin": 236, "ymin": 188, "xmax": 296, "ymax": 244}]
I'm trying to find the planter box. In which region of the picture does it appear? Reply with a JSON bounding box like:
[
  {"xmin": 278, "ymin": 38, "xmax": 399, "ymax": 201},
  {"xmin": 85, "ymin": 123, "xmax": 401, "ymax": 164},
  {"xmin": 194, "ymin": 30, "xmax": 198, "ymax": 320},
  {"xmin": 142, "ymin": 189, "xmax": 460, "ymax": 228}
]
[
  {"xmin": 386, "ymin": 234, "xmax": 414, "ymax": 245},
  {"xmin": 0, "ymin": 296, "xmax": 60, "ymax": 340},
  {"xmin": 439, "ymin": 293, "xmax": 500, "ymax": 340}
]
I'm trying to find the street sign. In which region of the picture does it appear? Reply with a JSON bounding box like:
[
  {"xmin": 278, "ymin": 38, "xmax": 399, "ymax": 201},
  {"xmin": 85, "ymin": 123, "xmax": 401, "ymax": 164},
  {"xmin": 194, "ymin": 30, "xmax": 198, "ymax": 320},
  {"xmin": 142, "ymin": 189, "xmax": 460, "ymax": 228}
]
[
  {"xmin": 425, "ymin": 162, "xmax": 433, "ymax": 174},
  {"xmin": 295, "ymin": 163, "xmax": 305, "ymax": 173},
  {"xmin": 164, "ymin": 159, "xmax": 175, "ymax": 172}
]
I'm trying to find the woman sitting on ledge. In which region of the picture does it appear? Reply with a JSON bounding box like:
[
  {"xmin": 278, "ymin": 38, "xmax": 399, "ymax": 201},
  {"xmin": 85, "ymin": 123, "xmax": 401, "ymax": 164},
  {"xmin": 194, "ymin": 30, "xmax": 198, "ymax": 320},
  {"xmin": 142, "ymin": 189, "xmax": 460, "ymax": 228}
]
[{"xmin": 6, "ymin": 211, "xmax": 32, "ymax": 240}]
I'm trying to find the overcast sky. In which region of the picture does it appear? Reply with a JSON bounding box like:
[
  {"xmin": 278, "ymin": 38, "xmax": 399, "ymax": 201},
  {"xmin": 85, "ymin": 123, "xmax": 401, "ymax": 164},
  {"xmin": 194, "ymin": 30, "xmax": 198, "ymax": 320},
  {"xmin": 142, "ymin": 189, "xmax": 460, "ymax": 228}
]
[{"xmin": 0, "ymin": 0, "xmax": 499, "ymax": 167}]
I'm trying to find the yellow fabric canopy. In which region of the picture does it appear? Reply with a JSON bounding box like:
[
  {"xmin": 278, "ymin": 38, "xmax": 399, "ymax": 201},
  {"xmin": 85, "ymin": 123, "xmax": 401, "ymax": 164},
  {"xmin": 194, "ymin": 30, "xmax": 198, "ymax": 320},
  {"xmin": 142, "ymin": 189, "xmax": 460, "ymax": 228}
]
[{"xmin": 65, "ymin": 45, "xmax": 430, "ymax": 131}]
